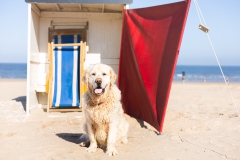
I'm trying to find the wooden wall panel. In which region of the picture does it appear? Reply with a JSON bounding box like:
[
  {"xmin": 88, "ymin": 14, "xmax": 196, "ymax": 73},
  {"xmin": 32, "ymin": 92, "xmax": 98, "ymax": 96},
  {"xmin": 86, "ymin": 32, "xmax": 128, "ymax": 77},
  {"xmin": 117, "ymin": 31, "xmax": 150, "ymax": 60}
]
[
  {"xmin": 39, "ymin": 13, "xmax": 122, "ymax": 73},
  {"xmin": 28, "ymin": 7, "xmax": 41, "ymax": 113}
]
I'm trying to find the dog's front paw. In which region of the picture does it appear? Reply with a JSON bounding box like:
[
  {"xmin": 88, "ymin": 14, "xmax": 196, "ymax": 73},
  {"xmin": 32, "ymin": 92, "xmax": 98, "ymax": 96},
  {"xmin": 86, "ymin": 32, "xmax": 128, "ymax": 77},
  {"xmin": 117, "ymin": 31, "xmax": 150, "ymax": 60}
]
[
  {"xmin": 106, "ymin": 146, "xmax": 118, "ymax": 156},
  {"xmin": 86, "ymin": 145, "xmax": 97, "ymax": 153}
]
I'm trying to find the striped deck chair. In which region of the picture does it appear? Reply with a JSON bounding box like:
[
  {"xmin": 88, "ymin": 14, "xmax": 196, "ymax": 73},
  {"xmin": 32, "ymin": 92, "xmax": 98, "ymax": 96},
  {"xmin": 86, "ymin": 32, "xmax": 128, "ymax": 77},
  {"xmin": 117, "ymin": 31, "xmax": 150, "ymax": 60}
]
[{"xmin": 51, "ymin": 34, "xmax": 81, "ymax": 108}]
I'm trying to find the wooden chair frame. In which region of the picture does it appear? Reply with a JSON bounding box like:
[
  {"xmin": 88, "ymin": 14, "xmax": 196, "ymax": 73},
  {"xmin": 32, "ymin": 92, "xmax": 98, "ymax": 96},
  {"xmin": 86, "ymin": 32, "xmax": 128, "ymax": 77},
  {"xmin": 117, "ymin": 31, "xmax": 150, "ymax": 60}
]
[{"xmin": 46, "ymin": 28, "xmax": 87, "ymax": 113}]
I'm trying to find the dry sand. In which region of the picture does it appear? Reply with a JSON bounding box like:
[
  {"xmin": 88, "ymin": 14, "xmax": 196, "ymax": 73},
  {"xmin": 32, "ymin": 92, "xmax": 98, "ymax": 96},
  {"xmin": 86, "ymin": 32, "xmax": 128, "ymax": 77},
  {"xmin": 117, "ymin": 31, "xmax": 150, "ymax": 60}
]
[{"xmin": 0, "ymin": 79, "xmax": 240, "ymax": 160}]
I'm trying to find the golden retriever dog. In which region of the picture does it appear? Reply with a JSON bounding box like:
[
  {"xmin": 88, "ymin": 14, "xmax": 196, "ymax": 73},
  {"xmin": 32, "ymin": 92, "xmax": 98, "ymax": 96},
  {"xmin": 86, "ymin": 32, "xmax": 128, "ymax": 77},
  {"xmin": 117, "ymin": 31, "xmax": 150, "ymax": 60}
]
[{"xmin": 80, "ymin": 63, "xmax": 129, "ymax": 156}]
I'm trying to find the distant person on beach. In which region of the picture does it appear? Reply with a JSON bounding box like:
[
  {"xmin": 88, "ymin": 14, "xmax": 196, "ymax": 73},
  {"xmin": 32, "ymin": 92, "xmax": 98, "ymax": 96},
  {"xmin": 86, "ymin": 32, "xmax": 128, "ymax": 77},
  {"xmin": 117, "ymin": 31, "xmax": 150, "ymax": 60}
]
[{"xmin": 182, "ymin": 71, "xmax": 185, "ymax": 83}]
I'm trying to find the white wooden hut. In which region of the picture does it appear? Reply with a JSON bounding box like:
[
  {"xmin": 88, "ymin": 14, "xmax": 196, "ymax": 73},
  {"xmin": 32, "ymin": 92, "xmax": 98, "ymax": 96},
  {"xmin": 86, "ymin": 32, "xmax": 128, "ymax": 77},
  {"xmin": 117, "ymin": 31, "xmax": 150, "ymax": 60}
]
[{"xmin": 25, "ymin": 0, "xmax": 132, "ymax": 115}]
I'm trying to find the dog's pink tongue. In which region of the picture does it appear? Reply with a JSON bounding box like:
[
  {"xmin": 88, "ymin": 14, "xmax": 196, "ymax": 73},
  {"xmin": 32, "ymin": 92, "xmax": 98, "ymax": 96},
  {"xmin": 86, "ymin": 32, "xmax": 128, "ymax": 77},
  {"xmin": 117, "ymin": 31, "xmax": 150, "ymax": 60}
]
[{"xmin": 95, "ymin": 89, "xmax": 103, "ymax": 94}]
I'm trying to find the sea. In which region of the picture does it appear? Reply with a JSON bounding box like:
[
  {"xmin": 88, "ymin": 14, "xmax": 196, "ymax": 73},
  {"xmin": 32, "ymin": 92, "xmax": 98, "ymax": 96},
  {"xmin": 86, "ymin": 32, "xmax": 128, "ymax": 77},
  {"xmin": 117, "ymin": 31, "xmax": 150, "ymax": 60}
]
[
  {"xmin": 0, "ymin": 63, "xmax": 27, "ymax": 79},
  {"xmin": 0, "ymin": 63, "xmax": 239, "ymax": 82},
  {"xmin": 174, "ymin": 65, "xmax": 240, "ymax": 82}
]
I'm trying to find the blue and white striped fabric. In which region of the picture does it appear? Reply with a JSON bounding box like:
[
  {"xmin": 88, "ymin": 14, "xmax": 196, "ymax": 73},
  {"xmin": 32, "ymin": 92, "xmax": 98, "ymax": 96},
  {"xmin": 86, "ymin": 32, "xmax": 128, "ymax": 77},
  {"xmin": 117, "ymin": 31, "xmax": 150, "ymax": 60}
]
[{"xmin": 52, "ymin": 34, "xmax": 81, "ymax": 107}]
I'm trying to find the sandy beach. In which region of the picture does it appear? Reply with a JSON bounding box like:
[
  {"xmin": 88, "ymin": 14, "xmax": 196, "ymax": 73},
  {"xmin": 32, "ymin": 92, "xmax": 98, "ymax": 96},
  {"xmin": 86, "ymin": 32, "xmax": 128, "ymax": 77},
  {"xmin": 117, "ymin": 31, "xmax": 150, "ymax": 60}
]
[{"xmin": 0, "ymin": 79, "xmax": 239, "ymax": 160}]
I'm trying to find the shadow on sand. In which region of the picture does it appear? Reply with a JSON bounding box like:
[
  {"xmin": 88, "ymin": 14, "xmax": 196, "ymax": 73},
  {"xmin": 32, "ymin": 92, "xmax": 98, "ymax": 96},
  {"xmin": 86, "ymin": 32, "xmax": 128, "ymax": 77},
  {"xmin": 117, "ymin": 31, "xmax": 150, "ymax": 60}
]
[
  {"xmin": 56, "ymin": 133, "xmax": 87, "ymax": 145},
  {"xmin": 135, "ymin": 118, "xmax": 161, "ymax": 135},
  {"xmin": 12, "ymin": 96, "xmax": 26, "ymax": 111}
]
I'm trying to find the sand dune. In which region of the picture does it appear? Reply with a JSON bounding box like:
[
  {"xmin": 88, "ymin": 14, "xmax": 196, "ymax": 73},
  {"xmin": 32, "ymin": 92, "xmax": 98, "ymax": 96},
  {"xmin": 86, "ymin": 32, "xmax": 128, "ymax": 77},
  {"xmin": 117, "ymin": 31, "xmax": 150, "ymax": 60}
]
[{"xmin": 0, "ymin": 79, "xmax": 239, "ymax": 160}]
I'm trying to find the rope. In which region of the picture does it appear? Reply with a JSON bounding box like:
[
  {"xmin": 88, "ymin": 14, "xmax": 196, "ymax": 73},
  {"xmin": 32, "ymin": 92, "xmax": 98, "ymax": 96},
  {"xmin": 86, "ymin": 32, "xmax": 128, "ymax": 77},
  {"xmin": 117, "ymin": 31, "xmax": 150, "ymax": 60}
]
[
  {"xmin": 193, "ymin": 0, "xmax": 202, "ymax": 24},
  {"xmin": 193, "ymin": 0, "xmax": 240, "ymax": 117},
  {"xmin": 195, "ymin": 0, "xmax": 207, "ymax": 26},
  {"xmin": 206, "ymin": 33, "xmax": 240, "ymax": 117}
]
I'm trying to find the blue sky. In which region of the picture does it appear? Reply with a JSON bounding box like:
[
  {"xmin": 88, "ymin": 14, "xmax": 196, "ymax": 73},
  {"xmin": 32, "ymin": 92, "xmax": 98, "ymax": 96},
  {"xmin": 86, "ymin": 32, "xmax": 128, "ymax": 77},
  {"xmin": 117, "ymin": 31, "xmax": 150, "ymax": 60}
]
[{"xmin": 0, "ymin": 0, "xmax": 239, "ymax": 65}]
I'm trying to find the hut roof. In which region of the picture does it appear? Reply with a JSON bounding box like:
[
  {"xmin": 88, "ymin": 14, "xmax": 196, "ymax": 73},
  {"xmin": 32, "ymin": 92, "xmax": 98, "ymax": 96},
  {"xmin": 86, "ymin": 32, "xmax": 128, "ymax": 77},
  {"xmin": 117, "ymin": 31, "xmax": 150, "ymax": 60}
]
[{"xmin": 25, "ymin": 0, "xmax": 133, "ymax": 4}]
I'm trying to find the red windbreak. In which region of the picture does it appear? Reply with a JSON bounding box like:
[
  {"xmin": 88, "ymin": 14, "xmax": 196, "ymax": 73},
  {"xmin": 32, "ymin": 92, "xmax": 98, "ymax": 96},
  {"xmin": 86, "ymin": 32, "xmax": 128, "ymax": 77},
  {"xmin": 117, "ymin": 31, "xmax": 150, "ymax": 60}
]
[{"xmin": 118, "ymin": 0, "xmax": 191, "ymax": 132}]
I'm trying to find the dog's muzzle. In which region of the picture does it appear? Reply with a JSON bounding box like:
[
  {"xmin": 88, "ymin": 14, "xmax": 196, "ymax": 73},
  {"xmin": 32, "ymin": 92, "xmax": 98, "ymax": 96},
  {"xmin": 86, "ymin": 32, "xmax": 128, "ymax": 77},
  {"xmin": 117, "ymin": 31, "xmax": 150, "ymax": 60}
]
[{"xmin": 94, "ymin": 78, "xmax": 105, "ymax": 95}]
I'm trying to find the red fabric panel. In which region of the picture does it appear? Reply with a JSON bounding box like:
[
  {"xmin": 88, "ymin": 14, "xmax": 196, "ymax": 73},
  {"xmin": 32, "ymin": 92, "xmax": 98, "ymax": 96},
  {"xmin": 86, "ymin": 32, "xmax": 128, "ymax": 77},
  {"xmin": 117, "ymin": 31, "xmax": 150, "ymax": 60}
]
[{"xmin": 118, "ymin": 0, "xmax": 191, "ymax": 132}]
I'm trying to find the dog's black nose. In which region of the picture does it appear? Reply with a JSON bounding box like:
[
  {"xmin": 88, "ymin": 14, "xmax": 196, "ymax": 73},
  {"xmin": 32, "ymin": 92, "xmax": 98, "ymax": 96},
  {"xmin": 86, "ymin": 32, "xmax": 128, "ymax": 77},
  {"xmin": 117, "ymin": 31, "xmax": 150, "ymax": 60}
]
[{"xmin": 95, "ymin": 78, "xmax": 102, "ymax": 84}]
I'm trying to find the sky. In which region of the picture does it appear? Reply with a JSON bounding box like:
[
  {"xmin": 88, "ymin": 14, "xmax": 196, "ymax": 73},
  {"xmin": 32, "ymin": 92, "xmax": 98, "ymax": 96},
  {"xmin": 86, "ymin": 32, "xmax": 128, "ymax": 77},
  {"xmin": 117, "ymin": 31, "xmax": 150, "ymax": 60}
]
[{"xmin": 0, "ymin": 0, "xmax": 239, "ymax": 66}]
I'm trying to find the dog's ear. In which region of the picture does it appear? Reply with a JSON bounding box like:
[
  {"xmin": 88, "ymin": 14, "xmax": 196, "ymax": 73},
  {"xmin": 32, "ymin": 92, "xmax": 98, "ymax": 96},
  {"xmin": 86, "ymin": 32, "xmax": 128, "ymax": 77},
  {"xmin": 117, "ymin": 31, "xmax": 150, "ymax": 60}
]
[
  {"xmin": 110, "ymin": 68, "xmax": 117, "ymax": 85},
  {"xmin": 82, "ymin": 67, "xmax": 90, "ymax": 86}
]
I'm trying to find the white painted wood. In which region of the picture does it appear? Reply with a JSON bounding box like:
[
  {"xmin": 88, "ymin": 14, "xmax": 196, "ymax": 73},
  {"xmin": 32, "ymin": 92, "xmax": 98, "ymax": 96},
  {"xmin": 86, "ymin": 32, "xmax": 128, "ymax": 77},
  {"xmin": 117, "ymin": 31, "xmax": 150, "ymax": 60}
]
[
  {"xmin": 102, "ymin": 4, "xmax": 104, "ymax": 12},
  {"xmin": 84, "ymin": 53, "xmax": 101, "ymax": 69},
  {"xmin": 29, "ymin": 63, "xmax": 41, "ymax": 110},
  {"xmin": 30, "ymin": 53, "xmax": 49, "ymax": 63},
  {"xmin": 52, "ymin": 21, "xmax": 87, "ymax": 27},
  {"xmin": 37, "ymin": 70, "xmax": 46, "ymax": 85},
  {"xmin": 51, "ymin": 20, "xmax": 88, "ymax": 29},
  {"xmin": 27, "ymin": 5, "xmax": 41, "ymax": 114},
  {"xmin": 41, "ymin": 12, "xmax": 122, "ymax": 19},
  {"xmin": 30, "ymin": 53, "xmax": 48, "ymax": 93},
  {"xmin": 39, "ymin": 15, "xmax": 122, "ymax": 59},
  {"xmin": 79, "ymin": 4, "xmax": 82, "ymax": 11},
  {"xmin": 31, "ymin": 11, "xmax": 40, "ymax": 54},
  {"xmin": 101, "ymin": 58, "xmax": 119, "ymax": 65},
  {"xmin": 86, "ymin": 46, "xmax": 89, "ymax": 52},
  {"xmin": 35, "ymin": 85, "xmax": 46, "ymax": 92},
  {"xmin": 26, "ymin": 4, "xmax": 32, "ymax": 116},
  {"xmin": 104, "ymin": 4, "xmax": 124, "ymax": 11},
  {"xmin": 32, "ymin": 4, "xmax": 40, "ymax": 17},
  {"xmin": 87, "ymin": 18, "xmax": 122, "ymax": 58},
  {"xmin": 35, "ymin": 72, "xmax": 47, "ymax": 92},
  {"xmin": 35, "ymin": 3, "xmax": 124, "ymax": 13},
  {"xmin": 55, "ymin": 3, "xmax": 61, "ymax": 11},
  {"xmin": 38, "ymin": 14, "xmax": 122, "ymax": 77}
]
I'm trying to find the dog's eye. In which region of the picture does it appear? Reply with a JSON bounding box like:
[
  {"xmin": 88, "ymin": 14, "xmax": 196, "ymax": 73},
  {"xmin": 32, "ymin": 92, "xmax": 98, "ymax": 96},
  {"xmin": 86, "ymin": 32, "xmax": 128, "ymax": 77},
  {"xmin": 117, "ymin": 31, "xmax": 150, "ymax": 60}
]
[
  {"xmin": 92, "ymin": 73, "xmax": 96, "ymax": 76},
  {"xmin": 102, "ymin": 73, "xmax": 107, "ymax": 76}
]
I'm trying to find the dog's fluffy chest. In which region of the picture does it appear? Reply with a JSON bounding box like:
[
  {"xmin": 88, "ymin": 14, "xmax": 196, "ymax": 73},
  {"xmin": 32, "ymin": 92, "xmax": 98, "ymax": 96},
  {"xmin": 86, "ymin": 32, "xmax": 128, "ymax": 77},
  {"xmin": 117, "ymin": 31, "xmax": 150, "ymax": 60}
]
[{"xmin": 86, "ymin": 103, "xmax": 116, "ymax": 125}]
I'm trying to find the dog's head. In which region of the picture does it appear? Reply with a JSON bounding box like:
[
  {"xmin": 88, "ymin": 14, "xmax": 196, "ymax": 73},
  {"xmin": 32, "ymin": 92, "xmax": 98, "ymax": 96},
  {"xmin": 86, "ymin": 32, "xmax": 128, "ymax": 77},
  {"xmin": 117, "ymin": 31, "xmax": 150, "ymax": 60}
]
[{"xmin": 82, "ymin": 64, "xmax": 117, "ymax": 96}]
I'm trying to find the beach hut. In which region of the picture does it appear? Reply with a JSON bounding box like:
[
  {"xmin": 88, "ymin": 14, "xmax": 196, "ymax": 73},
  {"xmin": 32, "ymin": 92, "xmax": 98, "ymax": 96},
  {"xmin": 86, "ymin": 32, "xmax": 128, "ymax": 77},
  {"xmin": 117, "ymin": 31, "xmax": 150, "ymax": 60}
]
[
  {"xmin": 26, "ymin": 0, "xmax": 132, "ymax": 113},
  {"xmin": 25, "ymin": 0, "xmax": 191, "ymax": 133}
]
